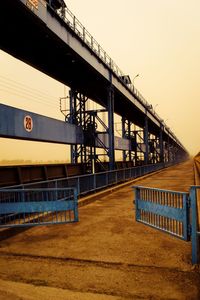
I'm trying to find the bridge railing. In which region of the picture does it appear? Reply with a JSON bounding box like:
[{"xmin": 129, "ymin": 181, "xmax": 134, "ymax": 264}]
[
  {"xmin": 50, "ymin": 3, "xmax": 152, "ymax": 108},
  {"xmin": 1, "ymin": 161, "xmax": 180, "ymax": 197}
]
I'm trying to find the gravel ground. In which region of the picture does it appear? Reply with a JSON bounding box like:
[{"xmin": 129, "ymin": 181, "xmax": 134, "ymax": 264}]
[{"xmin": 0, "ymin": 160, "xmax": 200, "ymax": 299}]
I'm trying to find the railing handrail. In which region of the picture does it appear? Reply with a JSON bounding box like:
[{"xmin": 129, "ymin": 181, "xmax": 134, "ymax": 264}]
[
  {"xmin": 0, "ymin": 188, "xmax": 76, "ymax": 192},
  {"xmin": 133, "ymin": 186, "xmax": 189, "ymax": 195},
  {"xmin": 0, "ymin": 160, "xmax": 180, "ymax": 191}
]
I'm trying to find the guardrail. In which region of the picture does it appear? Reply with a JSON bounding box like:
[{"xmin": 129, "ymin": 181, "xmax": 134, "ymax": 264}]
[{"xmin": 3, "ymin": 161, "xmax": 180, "ymax": 195}]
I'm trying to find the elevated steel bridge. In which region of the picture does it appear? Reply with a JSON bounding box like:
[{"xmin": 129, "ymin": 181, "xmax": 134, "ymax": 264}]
[{"xmin": 0, "ymin": 0, "xmax": 188, "ymax": 173}]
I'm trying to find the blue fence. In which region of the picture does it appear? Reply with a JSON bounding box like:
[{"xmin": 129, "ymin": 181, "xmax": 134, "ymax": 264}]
[
  {"xmin": 0, "ymin": 188, "xmax": 78, "ymax": 227},
  {"xmin": 134, "ymin": 186, "xmax": 189, "ymax": 240},
  {"xmin": 0, "ymin": 161, "xmax": 181, "ymax": 228},
  {"xmin": 134, "ymin": 185, "xmax": 200, "ymax": 264},
  {"xmin": 2, "ymin": 161, "xmax": 176, "ymax": 196}
]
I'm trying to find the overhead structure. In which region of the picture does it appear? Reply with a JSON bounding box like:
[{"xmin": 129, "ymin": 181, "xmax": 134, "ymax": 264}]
[{"xmin": 0, "ymin": 0, "xmax": 189, "ymax": 172}]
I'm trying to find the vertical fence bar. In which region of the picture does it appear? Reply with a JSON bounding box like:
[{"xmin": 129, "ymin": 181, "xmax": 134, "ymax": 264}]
[
  {"xmin": 93, "ymin": 173, "xmax": 96, "ymax": 191},
  {"xmin": 74, "ymin": 188, "xmax": 79, "ymax": 222},
  {"xmin": 191, "ymin": 187, "xmax": 199, "ymax": 264},
  {"xmin": 135, "ymin": 187, "xmax": 140, "ymax": 221},
  {"xmin": 77, "ymin": 177, "xmax": 80, "ymax": 195},
  {"xmin": 182, "ymin": 193, "xmax": 190, "ymax": 241}
]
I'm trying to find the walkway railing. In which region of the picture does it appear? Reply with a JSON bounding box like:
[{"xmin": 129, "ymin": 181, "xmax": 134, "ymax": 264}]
[{"xmin": 2, "ymin": 161, "xmax": 178, "ymax": 196}]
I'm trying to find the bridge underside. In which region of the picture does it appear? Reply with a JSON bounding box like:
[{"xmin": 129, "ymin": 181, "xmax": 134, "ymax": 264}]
[
  {"xmin": 0, "ymin": 0, "xmax": 188, "ymax": 171},
  {"xmin": 0, "ymin": 0, "xmax": 184, "ymax": 137}
]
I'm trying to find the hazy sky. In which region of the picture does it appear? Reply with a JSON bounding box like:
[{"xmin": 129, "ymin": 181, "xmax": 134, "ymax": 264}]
[{"xmin": 0, "ymin": 0, "xmax": 200, "ymax": 163}]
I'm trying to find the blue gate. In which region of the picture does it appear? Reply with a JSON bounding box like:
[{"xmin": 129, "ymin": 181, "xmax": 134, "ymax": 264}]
[
  {"xmin": 134, "ymin": 186, "xmax": 190, "ymax": 240},
  {"xmin": 134, "ymin": 185, "xmax": 200, "ymax": 264},
  {"xmin": 0, "ymin": 188, "xmax": 78, "ymax": 227}
]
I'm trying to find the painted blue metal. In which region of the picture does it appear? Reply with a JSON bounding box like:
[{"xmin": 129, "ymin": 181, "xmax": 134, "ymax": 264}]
[
  {"xmin": 144, "ymin": 115, "xmax": 149, "ymax": 164},
  {"xmin": 190, "ymin": 186, "xmax": 200, "ymax": 264},
  {"xmin": 0, "ymin": 188, "xmax": 78, "ymax": 227},
  {"xmin": 134, "ymin": 185, "xmax": 200, "ymax": 264},
  {"xmin": 0, "ymin": 104, "xmax": 84, "ymax": 145},
  {"xmin": 134, "ymin": 186, "xmax": 189, "ymax": 240},
  {"xmin": 108, "ymin": 86, "xmax": 115, "ymax": 170},
  {"xmin": 159, "ymin": 124, "xmax": 164, "ymax": 163},
  {"xmin": 0, "ymin": 104, "xmax": 132, "ymax": 152},
  {"xmin": 0, "ymin": 201, "xmax": 75, "ymax": 214},
  {"xmin": 3, "ymin": 161, "xmax": 174, "ymax": 196},
  {"xmin": 137, "ymin": 200, "xmax": 186, "ymax": 221}
]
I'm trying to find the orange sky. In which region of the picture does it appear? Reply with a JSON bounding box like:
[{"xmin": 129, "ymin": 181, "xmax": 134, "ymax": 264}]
[{"xmin": 0, "ymin": 0, "xmax": 200, "ymax": 163}]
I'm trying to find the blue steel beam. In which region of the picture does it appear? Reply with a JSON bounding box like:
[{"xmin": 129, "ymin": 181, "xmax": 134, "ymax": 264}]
[
  {"xmin": 0, "ymin": 104, "xmax": 84, "ymax": 145},
  {"xmin": 0, "ymin": 104, "xmax": 132, "ymax": 151}
]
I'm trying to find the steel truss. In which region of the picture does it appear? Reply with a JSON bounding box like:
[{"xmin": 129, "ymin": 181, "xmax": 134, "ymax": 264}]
[
  {"xmin": 60, "ymin": 90, "xmax": 114, "ymax": 173},
  {"xmin": 60, "ymin": 89, "xmax": 186, "ymax": 172}
]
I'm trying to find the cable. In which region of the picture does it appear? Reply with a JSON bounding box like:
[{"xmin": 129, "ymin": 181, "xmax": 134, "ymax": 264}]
[
  {"xmin": 0, "ymin": 82, "xmax": 59, "ymax": 108},
  {"xmin": 0, "ymin": 80, "xmax": 58, "ymax": 106},
  {"xmin": 0, "ymin": 74, "xmax": 61, "ymax": 102},
  {"xmin": 0, "ymin": 86, "xmax": 58, "ymax": 108}
]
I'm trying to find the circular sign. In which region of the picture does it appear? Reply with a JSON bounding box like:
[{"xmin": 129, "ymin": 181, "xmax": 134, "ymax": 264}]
[{"xmin": 24, "ymin": 115, "xmax": 33, "ymax": 132}]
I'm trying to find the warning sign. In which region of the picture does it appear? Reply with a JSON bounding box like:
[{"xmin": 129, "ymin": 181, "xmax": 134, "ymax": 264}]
[{"xmin": 24, "ymin": 115, "xmax": 33, "ymax": 132}]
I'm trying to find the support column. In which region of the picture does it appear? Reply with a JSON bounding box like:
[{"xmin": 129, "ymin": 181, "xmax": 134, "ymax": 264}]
[
  {"xmin": 122, "ymin": 117, "xmax": 126, "ymax": 161},
  {"xmin": 144, "ymin": 115, "xmax": 149, "ymax": 165},
  {"xmin": 134, "ymin": 130, "xmax": 138, "ymax": 165},
  {"xmin": 69, "ymin": 89, "xmax": 78, "ymax": 164},
  {"xmin": 107, "ymin": 86, "xmax": 115, "ymax": 170},
  {"xmin": 127, "ymin": 121, "xmax": 131, "ymax": 161},
  {"xmin": 159, "ymin": 124, "xmax": 164, "ymax": 163}
]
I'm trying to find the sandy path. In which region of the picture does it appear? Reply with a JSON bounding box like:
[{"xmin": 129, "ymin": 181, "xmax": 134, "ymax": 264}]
[{"xmin": 0, "ymin": 160, "xmax": 199, "ymax": 299}]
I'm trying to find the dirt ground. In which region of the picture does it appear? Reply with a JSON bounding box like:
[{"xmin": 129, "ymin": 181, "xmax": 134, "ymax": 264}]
[{"xmin": 0, "ymin": 160, "xmax": 200, "ymax": 299}]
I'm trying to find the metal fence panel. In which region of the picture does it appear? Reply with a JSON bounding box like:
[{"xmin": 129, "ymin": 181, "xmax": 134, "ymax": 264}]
[
  {"xmin": 0, "ymin": 188, "xmax": 78, "ymax": 227},
  {"xmin": 1, "ymin": 162, "xmax": 177, "ymax": 200},
  {"xmin": 79, "ymin": 175, "xmax": 95, "ymax": 194},
  {"xmin": 134, "ymin": 186, "xmax": 190, "ymax": 240},
  {"xmin": 96, "ymin": 172, "xmax": 107, "ymax": 189}
]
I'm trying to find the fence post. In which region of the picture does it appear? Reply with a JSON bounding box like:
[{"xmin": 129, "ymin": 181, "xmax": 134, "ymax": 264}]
[
  {"xmin": 115, "ymin": 170, "xmax": 117, "ymax": 184},
  {"xmin": 93, "ymin": 173, "xmax": 96, "ymax": 191},
  {"xmin": 74, "ymin": 188, "xmax": 79, "ymax": 222},
  {"xmin": 190, "ymin": 187, "xmax": 199, "ymax": 264},
  {"xmin": 183, "ymin": 193, "xmax": 190, "ymax": 241},
  {"xmin": 77, "ymin": 177, "xmax": 80, "ymax": 196},
  {"xmin": 134, "ymin": 187, "xmax": 140, "ymax": 221}
]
